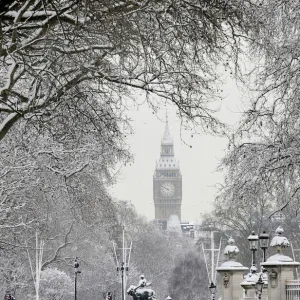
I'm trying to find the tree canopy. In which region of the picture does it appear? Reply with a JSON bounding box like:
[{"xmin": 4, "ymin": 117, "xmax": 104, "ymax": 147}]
[
  {"xmin": 0, "ymin": 0, "xmax": 263, "ymax": 142},
  {"xmin": 213, "ymin": 0, "xmax": 300, "ymax": 220}
]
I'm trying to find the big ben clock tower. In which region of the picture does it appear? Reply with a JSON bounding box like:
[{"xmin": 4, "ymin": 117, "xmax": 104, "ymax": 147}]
[{"xmin": 153, "ymin": 121, "xmax": 182, "ymax": 221}]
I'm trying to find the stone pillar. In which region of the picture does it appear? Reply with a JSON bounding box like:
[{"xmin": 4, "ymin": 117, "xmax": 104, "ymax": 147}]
[
  {"xmin": 216, "ymin": 237, "xmax": 248, "ymax": 300},
  {"xmin": 241, "ymin": 266, "xmax": 268, "ymax": 300},
  {"xmin": 241, "ymin": 266, "xmax": 259, "ymax": 299},
  {"xmin": 261, "ymin": 269, "xmax": 269, "ymax": 300},
  {"xmin": 261, "ymin": 226, "xmax": 300, "ymax": 300}
]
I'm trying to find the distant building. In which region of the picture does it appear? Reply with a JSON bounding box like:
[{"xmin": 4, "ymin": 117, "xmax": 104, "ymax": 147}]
[
  {"xmin": 167, "ymin": 215, "xmax": 182, "ymax": 233},
  {"xmin": 153, "ymin": 120, "xmax": 182, "ymax": 222},
  {"xmin": 180, "ymin": 221, "xmax": 195, "ymax": 237}
]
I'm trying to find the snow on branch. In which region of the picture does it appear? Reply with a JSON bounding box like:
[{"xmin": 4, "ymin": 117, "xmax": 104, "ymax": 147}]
[
  {"xmin": 4, "ymin": 10, "xmax": 57, "ymax": 19},
  {"xmin": 3, "ymin": 9, "xmax": 85, "ymax": 25},
  {"xmin": 0, "ymin": 61, "xmax": 18, "ymax": 95},
  {"xmin": 52, "ymin": 44, "xmax": 113, "ymax": 55},
  {"xmin": 0, "ymin": 112, "xmax": 22, "ymax": 141},
  {"xmin": 65, "ymin": 162, "xmax": 89, "ymax": 178}
]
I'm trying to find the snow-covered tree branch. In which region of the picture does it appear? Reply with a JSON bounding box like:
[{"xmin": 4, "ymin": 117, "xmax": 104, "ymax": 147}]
[{"xmin": 0, "ymin": 0, "xmax": 263, "ymax": 141}]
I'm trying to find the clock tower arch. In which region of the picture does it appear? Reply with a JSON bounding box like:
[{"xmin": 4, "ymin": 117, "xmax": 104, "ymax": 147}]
[{"xmin": 153, "ymin": 121, "xmax": 182, "ymax": 221}]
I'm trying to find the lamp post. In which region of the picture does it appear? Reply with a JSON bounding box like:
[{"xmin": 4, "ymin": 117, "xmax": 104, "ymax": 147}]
[
  {"xmin": 209, "ymin": 282, "xmax": 216, "ymax": 300},
  {"xmin": 74, "ymin": 258, "xmax": 81, "ymax": 300},
  {"xmin": 259, "ymin": 231, "xmax": 270, "ymax": 262},
  {"xmin": 114, "ymin": 226, "xmax": 132, "ymax": 300},
  {"xmin": 117, "ymin": 262, "xmax": 128, "ymax": 300},
  {"xmin": 121, "ymin": 263, "xmax": 125, "ymax": 300},
  {"xmin": 247, "ymin": 231, "xmax": 258, "ymax": 266},
  {"xmin": 255, "ymin": 275, "xmax": 264, "ymax": 300}
]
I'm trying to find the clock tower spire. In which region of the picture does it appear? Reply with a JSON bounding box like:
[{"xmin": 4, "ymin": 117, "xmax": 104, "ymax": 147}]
[{"xmin": 153, "ymin": 121, "xmax": 182, "ymax": 222}]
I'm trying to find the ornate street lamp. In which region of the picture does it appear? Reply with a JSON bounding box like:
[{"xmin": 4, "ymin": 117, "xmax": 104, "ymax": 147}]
[
  {"xmin": 74, "ymin": 258, "xmax": 81, "ymax": 300},
  {"xmin": 259, "ymin": 230, "xmax": 270, "ymax": 262},
  {"xmin": 255, "ymin": 276, "xmax": 264, "ymax": 300},
  {"xmin": 247, "ymin": 231, "xmax": 258, "ymax": 266},
  {"xmin": 209, "ymin": 282, "xmax": 216, "ymax": 300}
]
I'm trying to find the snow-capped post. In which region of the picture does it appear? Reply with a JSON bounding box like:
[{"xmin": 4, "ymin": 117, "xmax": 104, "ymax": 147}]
[
  {"xmin": 240, "ymin": 266, "xmax": 259, "ymax": 299},
  {"xmin": 241, "ymin": 265, "xmax": 269, "ymax": 299},
  {"xmin": 241, "ymin": 229, "xmax": 270, "ymax": 300},
  {"xmin": 261, "ymin": 226, "xmax": 300, "ymax": 300},
  {"xmin": 216, "ymin": 237, "xmax": 248, "ymax": 300}
]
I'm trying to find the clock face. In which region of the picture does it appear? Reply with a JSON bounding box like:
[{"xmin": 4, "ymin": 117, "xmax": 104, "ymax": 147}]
[{"xmin": 160, "ymin": 182, "xmax": 175, "ymax": 197}]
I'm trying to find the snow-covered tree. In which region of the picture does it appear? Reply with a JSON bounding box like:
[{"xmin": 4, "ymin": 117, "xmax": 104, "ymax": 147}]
[
  {"xmin": 246, "ymin": 0, "xmax": 300, "ymax": 126},
  {"xmin": 0, "ymin": 0, "xmax": 263, "ymax": 141},
  {"xmin": 223, "ymin": 1, "xmax": 300, "ymax": 216},
  {"xmin": 39, "ymin": 268, "xmax": 73, "ymax": 300},
  {"xmin": 0, "ymin": 116, "xmax": 125, "ymax": 298},
  {"xmin": 168, "ymin": 250, "xmax": 209, "ymax": 300}
]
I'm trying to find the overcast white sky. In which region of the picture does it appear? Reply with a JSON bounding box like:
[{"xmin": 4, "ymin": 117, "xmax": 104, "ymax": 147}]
[{"xmin": 109, "ymin": 78, "xmax": 248, "ymax": 222}]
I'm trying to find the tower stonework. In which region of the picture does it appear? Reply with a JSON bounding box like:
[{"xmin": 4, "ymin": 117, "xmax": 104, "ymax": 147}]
[{"xmin": 153, "ymin": 122, "xmax": 182, "ymax": 221}]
